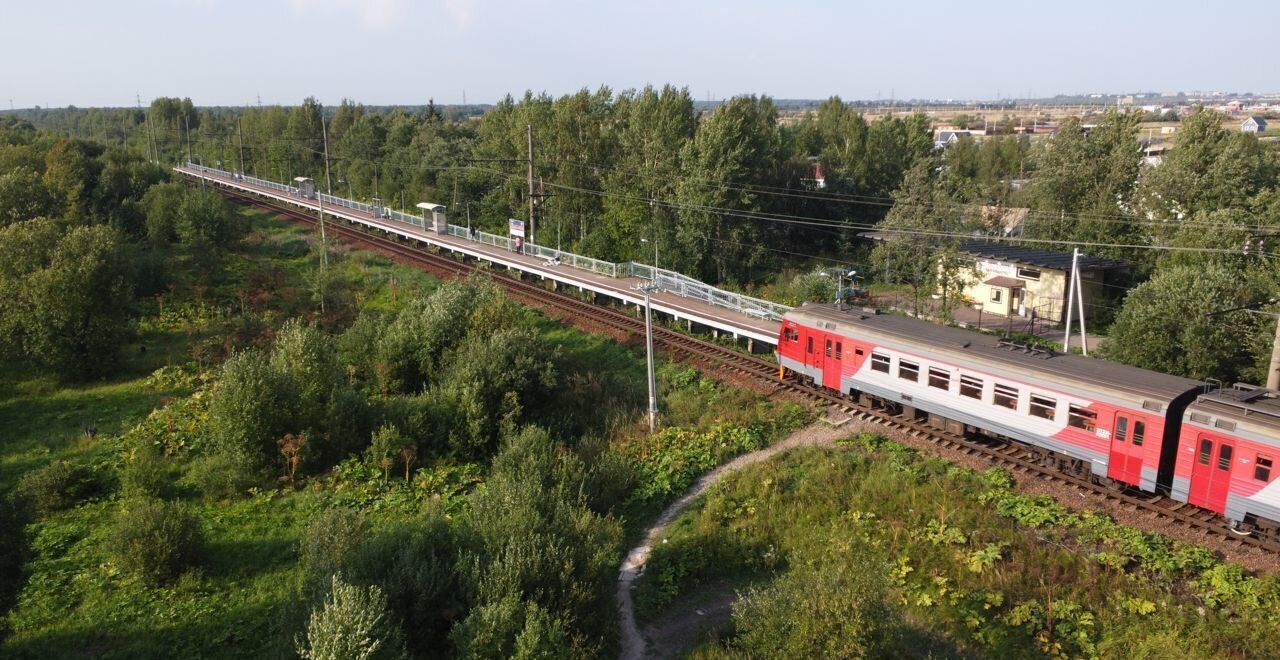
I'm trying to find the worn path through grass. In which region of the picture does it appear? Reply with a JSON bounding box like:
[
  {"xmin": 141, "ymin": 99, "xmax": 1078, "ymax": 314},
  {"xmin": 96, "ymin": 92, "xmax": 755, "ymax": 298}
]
[{"xmin": 615, "ymin": 421, "xmax": 848, "ymax": 660}]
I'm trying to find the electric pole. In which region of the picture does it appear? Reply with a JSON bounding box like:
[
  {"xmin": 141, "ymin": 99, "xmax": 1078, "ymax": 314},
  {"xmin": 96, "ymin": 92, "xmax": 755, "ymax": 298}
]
[
  {"xmin": 237, "ymin": 116, "xmax": 246, "ymax": 174},
  {"xmin": 1062, "ymin": 248, "xmax": 1088, "ymax": 355},
  {"xmin": 635, "ymin": 282, "xmax": 660, "ymax": 433},
  {"xmin": 183, "ymin": 112, "xmax": 192, "ymax": 164},
  {"xmin": 1269, "ymin": 312, "xmax": 1280, "ymax": 391},
  {"xmin": 321, "ymin": 116, "xmax": 332, "ymax": 195},
  {"xmin": 527, "ymin": 124, "xmax": 536, "ymax": 245}
]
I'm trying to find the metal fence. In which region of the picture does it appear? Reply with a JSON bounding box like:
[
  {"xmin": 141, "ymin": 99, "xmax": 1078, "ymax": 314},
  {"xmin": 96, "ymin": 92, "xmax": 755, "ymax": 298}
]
[{"xmin": 183, "ymin": 163, "xmax": 789, "ymax": 322}]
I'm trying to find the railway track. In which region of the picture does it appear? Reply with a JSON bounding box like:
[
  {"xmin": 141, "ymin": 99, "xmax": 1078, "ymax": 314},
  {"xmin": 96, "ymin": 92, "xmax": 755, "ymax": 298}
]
[{"xmin": 225, "ymin": 189, "xmax": 1280, "ymax": 557}]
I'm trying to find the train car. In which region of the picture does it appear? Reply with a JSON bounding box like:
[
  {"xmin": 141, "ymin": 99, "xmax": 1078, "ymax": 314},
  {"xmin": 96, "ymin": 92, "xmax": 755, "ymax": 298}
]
[
  {"xmin": 778, "ymin": 303, "xmax": 1205, "ymax": 492},
  {"xmin": 1172, "ymin": 384, "xmax": 1280, "ymax": 534}
]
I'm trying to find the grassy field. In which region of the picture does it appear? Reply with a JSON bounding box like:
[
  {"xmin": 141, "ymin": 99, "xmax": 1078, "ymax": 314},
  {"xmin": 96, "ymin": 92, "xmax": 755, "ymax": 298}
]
[{"xmin": 636, "ymin": 436, "xmax": 1280, "ymax": 658}]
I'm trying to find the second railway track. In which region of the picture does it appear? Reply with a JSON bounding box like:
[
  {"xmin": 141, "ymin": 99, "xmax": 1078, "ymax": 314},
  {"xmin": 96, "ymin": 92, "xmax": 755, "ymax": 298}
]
[{"xmin": 226, "ymin": 189, "xmax": 1280, "ymax": 558}]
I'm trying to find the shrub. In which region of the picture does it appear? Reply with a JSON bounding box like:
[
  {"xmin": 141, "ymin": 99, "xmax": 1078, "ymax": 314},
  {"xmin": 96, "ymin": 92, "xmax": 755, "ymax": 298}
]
[
  {"xmin": 120, "ymin": 443, "xmax": 175, "ymax": 499},
  {"xmin": 730, "ymin": 546, "xmax": 900, "ymax": 659},
  {"xmin": 15, "ymin": 460, "xmax": 103, "ymax": 516},
  {"xmin": 0, "ymin": 491, "xmax": 32, "ymax": 644},
  {"xmin": 185, "ymin": 452, "xmax": 261, "ymax": 501},
  {"xmin": 300, "ymin": 508, "xmax": 370, "ymax": 599},
  {"xmin": 109, "ymin": 498, "xmax": 204, "ymax": 586},
  {"xmin": 450, "ymin": 596, "xmax": 573, "ymax": 660},
  {"xmin": 297, "ymin": 574, "xmax": 406, "ymax": 660}
]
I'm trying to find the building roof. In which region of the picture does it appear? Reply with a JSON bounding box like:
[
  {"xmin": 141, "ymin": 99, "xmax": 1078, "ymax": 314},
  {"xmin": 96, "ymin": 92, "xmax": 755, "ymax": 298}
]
[
  {"xmin": 1246, "ymin": 115, "xmax": 1267, "ymax": 125},
  {"xmin": 983, "ymin": 276, "xmax": 1024, "ymax": 288},
  {"xmin": 859, "ymin": 232, "xmax": 1128, "ymax": 272},
  {"xmin": 958, "ymin": 240, "xmax": 1127, "ymax": 271}
]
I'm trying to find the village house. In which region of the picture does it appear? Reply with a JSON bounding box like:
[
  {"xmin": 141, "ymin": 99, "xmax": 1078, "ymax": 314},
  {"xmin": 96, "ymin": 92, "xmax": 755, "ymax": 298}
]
[
  {"xmin": 947, "ymin": 241, "xmax": 1126, "ymax": 323},
  {"xmin": 1242, "ymin": 116, "xmax": 1268, "ymax": 133}
]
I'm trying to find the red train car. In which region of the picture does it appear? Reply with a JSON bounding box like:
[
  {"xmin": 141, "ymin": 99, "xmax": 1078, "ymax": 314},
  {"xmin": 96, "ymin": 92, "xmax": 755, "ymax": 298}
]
[
  {"xmin": 778, "ymin": 303, "xmax": 1205, "ymax": 492},
  {"xmin": 1172, "ymin": 385, "xmax": 1280, "ymax": 532}
]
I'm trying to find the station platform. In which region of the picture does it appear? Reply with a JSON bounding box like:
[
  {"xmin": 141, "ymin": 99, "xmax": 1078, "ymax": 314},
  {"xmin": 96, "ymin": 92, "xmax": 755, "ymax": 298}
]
[{"xmin": 177, "ymin": 165, "xmax": 783, "ymax": 348}]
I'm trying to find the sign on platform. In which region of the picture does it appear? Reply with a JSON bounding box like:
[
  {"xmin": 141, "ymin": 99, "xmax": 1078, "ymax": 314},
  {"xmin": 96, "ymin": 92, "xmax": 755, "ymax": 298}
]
[{"xmin": 509, "ymin": 219, "xmax": 526, "ymax": 237}]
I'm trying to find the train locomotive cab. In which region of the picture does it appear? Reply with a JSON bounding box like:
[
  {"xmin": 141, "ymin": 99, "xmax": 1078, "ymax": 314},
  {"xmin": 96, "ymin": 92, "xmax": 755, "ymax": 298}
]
[{"xmin": 1173, "ymin": 385, "xmax": 1280, "ymax": 536}]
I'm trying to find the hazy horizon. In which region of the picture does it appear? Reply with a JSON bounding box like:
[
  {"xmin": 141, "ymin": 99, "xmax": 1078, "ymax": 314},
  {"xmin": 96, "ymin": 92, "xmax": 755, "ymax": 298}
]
[{"xmin": 2, "ymin": 0, "xmax": 1275, "ymax": 108}]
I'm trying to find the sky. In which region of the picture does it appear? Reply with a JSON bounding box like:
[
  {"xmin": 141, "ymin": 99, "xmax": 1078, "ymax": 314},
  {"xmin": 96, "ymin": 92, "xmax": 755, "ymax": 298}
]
[{"xmin": 1, "ymin": 0, "xmax": 1275, "ymax": 108}]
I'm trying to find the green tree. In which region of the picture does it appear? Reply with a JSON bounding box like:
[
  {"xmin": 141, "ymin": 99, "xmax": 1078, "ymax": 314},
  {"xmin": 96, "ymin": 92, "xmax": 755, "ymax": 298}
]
[
  {"xmin": 175, "ymin": 188, "xmax": 237, "ymax": 252},
  {"xmin": 589, "ymin": 85, "xmax": 694, "ymax": 263},
  {"xmin": 675, "ymin": 95, "xmax": 782, "ymax": 281},
  {"xmin": 42, "ymin": 138, "xmax": 102, "ymax": 221},
  {"xmin": 1103, "ymin": 263, "xmax": 1268, "ymax": 381},
  {"xmin": 0, "ymin": 220, "xmax": 136, "ymax": 377},
  {"xmin": 870, "ymin": 160, "xmax": 968, "ymax": 317},
  {"xmin": 0, "ymin": 166, "xmax": 62, "ymax": 225},
  {"xmin": 1140, "ymin": 108, "xmax": 1279, "ymax": 219},
  {"xmin": 141, "ymin": 180, "xmax": 186, "ymax": 244},
  {"xmin": 1024, "ymin": 112, "xmax": 1143, "ymax": 255}
]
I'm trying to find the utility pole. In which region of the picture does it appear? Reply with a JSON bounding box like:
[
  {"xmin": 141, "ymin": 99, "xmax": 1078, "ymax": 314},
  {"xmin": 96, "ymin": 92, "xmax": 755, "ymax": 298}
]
[
  {"xmin": 183, "ymin": 112, "xmax": 192, "ymax": 164},
  {"xmin": 527, "ymin": 124, "xmax": 536, "ymax": 245},
  {"xmin": 1072, "ymin": 252, "xmax": 1088, "ymax": 356},
  {"xmin": 1269, "ymin": 313, "xmax": 1280, "ymax": 391},
  {"xmin": 321, "ymin": 116, "xmax": 332, "ymax": 195},
  {"xmin": 635, "ymin": 282, "xmax": 660, "ymax": 433},
  {"xmin": 1063, "ymin": 248, "xmax": 1078, "ymax": 353},
  {"xmin": 237, "ymin": 116, "xmax": 246, "ymax": 174}
]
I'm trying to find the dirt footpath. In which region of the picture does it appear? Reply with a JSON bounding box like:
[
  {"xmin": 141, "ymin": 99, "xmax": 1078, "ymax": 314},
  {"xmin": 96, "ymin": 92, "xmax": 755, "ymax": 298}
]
[{"xmin": 615, "ymin": 421, "xmax": 850, "ymax": 660}]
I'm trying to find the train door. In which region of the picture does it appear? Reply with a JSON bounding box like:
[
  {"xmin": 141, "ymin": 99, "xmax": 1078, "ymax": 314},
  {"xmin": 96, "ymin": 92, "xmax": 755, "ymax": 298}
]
[
  {"xmin": 1106, "ymin": 414, "xmax": 1146, "ymax": 486},
  {"xmin": 823, "ymin": 338, "xmax": 843, "ymax": 391},
  {"xmin": 1188, "ymin": 434, "xmax": 1235, "ymax": 514},
  {"xmin": 805, "ymin": 332, "xmax": 823, "ymax": 372}
]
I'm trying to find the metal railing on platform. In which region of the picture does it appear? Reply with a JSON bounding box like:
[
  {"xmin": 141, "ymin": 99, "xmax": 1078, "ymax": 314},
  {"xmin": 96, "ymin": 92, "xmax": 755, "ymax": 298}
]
[{"xmin": 182, "ymin": 163, "xmax": 790, "ymax": 322}]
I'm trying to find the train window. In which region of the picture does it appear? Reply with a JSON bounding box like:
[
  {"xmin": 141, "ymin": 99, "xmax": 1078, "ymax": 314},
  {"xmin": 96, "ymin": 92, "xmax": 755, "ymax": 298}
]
[
  {"xmin": 835, "ymin": 342, "xmax": 843, "ymax": 360},
  {"xmin": 785, "ymin": 328, "xmax": 799, "ymax": 342},
  {"xmin": 960, "ymin": 375, "xmax": 983, "ymax": 399},
  {"xmin": 993, "ymin": 384, "xmax": 1018, "ymax": 410},
  {"xmin": 1218, "ymin": 445, "xmax": 1233, "ymax": 471},
  {"xmin": 1029, "ymin": 394, "xmax": 1057, "ymax": 421},
  {"xmin": 1198, "ymin": 439, "xmax": 1212, "ymax": 465},
  {"xmin": 1256, "ymin": 455, "xmax": 1273, "ymax": 482},
  {"xmin": 870, "ymin": 353, "xmax": 890, "ymax": 373},
  {"xmin": 1067, "ymin": 405, "xmax": 1097, "ymax": 431},
  {"xmin": 825, "ymin": 340, "xmax": 833, "ymax": 357},
  {"xmin": 898, "ymin": 360, "xmax": 919, "ymax": 382},
  {"xmin": 1132, "ymin": 421, "xmax": 1145, "ymax": 446},
  {"xmin": 855, "ymin": 348, "xmax": 864, "ymax": 356},
  {"xmin": 807, "ymin": 337, "xmax": 813, "ymax": 354},
  {"xmin": 928, "ymin": 367, "xmax": 950, "ymax": 390},
  {"xmin": 1115, "ymin": 417, "xmax": 1128, "ymax": 442}
]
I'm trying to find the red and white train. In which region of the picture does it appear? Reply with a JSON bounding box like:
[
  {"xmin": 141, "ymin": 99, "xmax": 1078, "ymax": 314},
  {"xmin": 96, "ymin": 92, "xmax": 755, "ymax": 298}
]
[{"xmin": 777, "ymin": 302, "xmax": 1280, "ymax": 536}]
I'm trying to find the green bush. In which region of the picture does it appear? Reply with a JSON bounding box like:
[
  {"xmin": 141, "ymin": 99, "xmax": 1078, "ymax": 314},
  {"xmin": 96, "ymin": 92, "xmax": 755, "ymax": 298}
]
[
  {"xmin": 300, "ymin": 508, "xmax": 370, "ymax": 599},
  {"xmin": 109, "ymin": 498, "xmax": 204, "ymax": 586},
  {"xmin": 15, "ymin": 460, "xmax": 105, "ymax": 516},
  {"xmin": 119, "ymin": 443, "xmax": 176, "ymax": 499},
  {"xmin": 184, "ymin": 452, "xmax": 261, "ymax": 501},
  {"xmin": 297, "ymin": 574, "xmax": 406, "ymax": 660},
  {"xmin": 450, "ymin": 596, "xmax": 573, "ymax": 660},
  {"xmin": 730, "ymin": 547, "xmax": 900, "ymax": 659}
]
